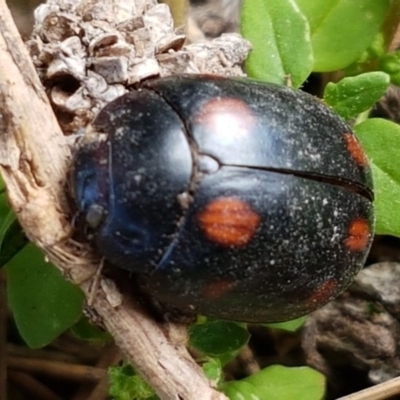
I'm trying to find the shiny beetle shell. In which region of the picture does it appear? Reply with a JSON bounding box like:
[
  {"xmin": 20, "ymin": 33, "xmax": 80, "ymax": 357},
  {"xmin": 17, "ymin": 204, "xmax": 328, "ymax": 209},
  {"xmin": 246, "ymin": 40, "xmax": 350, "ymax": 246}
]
[{"xmin": 71, "ymin": 75, "xmax": 374, "ymax": 323}]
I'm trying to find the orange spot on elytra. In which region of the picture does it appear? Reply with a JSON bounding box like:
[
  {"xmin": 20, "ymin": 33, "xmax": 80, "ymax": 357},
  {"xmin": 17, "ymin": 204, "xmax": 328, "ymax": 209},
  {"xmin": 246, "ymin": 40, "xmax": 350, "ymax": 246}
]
[
  {"xmin": 203, "ymin": 279, "xmax": 236, "ymax": 299},
  {"xmin": 307, "ymin": 279, "xmax": 337, "ymax": 305},
  {"xmin": 198, "ymin": 197, "xmax": 260, "ymax": 247},
  {"xmin": 345, "ymin": 218, "xmax": 370, "ymax": 251},
  {"xmin": 194, "ymin": 97, "xmax": 256, "ymax": 136},
  {"xmin": 344, "ymin": 133, "xmax": 368, "ymax": 166}
]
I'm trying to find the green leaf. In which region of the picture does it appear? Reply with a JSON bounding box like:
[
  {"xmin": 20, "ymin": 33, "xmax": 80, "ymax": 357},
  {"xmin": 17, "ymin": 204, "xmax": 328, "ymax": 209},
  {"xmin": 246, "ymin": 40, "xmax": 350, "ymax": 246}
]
[
  {"xmin": 266, "ymin": 316, "xmax": 307, "ymax": 332},
  {"xmin": 6, "ymin": 244, "xmax": 84, "ymax": 348},
  {"xmin": 70, "ymin": 316, "xmax": 112, "ymax": 342},
  {"xmin": 295, "ymin": 0, "xmax": 390, "ymax": 71},
  {"xmin": 324, "ymin": 72, "xmax": 390, "ymax": 120},
  {"xmin": 0, "ymin": 218, "xmax": 28, "ymax": 269},
  {"xmin": 0, "ymin": 191, "xmax": 9, "ymax": 223},
  {"xmin": 0, "ymin": 173, "xmax": 5, "ymax": 193},
  {"xmin": 222, "ymin": 365, "xmax": 325, "ymax": 400},
  {"xmin": 241, "ymin": 0, "xmax": 313, "ymax": 88},
  {"xmin": 355, "ymin": 118, "xmax": 400, "ymax": 237},
  {"xmin": 380, "ymin": 51, "xmax": 400, "ymax": 86},
  {"xmin": 0, "ymin": 182, "xmax": 28, "ymax": 268},
  {"xmin": 189, "ymin": 320, "xmax": 249, "ymax": 356},
  {"xmin": 0, "ymin": 209, "xmax": 17, "ymax": 248},
  {"xmin": 109, "ymin": 363, "xmax": 157, "ymax": 400},
  {"xmin": 222, "ymin": 381, "xmax": 256, "ymax": 400},
  {"xmin": 202, "ymin": 357, "xmax": 223, "ymax": 385}
]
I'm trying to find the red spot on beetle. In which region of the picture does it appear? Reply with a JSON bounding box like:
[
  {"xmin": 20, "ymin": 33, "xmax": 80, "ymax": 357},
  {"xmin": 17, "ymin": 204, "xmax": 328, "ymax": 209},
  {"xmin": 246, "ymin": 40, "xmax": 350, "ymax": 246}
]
[
  {"xmin": 344, "ymin": 133, "xmax": 368, "ymax": 166},
  {"xmin": 198, "ymin": 197, "xmax": 260, "ymax": 247},
  {"xmin": 345, "ymin": 218, "xmax": 370, "ymax": 251},
  {"xmin": 307, "ymin": 279, "xmax": 337, "ymax": 305},
  {"xmin": 194, "ymin": 97, "xmax": 257, "ymax": 138},
  {"xmin": 203, "ymin": 279, "xmax": 236, "ymax": 299}
]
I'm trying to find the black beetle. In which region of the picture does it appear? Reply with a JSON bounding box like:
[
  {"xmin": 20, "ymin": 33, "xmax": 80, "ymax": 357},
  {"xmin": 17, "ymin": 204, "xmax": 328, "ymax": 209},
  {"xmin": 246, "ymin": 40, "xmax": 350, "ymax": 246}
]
[{"xmin": 71, "ymin": 75, "xmax": 374, "ymax": 323}]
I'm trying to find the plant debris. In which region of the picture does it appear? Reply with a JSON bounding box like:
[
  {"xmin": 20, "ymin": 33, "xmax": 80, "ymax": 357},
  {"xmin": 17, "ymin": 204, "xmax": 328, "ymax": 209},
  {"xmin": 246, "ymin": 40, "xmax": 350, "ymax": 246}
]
[{"xmin": 27, "ymin": 0, "xmax": 251, "ymax": 134}]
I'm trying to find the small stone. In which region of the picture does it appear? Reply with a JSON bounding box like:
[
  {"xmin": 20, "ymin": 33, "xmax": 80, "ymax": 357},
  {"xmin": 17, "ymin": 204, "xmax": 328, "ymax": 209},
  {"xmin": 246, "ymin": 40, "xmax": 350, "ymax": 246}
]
[
  {"xmin": 128, "ymin": 58, "xmax": 160, "ymax": 84},
  {"xmin": 157, "ymin": 52, "xmax": 190, "ymax": 76},
  {"xmin": 91, "ymin": 56, "xmax": 129, "ymax": 83}
]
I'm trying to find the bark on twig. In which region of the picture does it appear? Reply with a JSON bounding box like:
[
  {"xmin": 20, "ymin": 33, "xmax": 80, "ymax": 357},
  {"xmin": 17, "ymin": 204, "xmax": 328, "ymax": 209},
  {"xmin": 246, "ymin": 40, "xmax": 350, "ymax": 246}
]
[{"xmin": 0, "ymin": 0, "xmax": 250, "ymax": 398}]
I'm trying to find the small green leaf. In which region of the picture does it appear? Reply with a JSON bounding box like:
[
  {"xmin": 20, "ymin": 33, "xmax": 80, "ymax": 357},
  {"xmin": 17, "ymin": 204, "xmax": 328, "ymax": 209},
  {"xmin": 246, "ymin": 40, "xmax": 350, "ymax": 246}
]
[
  {"xmin": 0, "ymin": 191, "xmax": 9, "ymax": 223},
  {"xmin": 0, "ymin": 186, "xmax": 28, "ymax": 268},
  {"xmin": 380, "ymin": 51, "xmax": 400, "ymax": 86},
  {"xmin": 202, "ymin": 358, "xmax": 223, "ymax": 385},
  {"xmin": 0, "ymin": 218, "xmax": 29, "ymax": 269},
  {"xmin": 7, "ymin": 244, "xmax": 84, "ymax": 348},
  {"xmin": 295, "ymin": 0, "xmax": 390, "ymax": 71},
  {"xmin": 0, "ymin": 173, "xmax": 5, "ymax": 193},
  {"xmin": 241, "ymin": 0, "xmax": 313, "ymax": 87},
  {"xmin": 0, "ymin": 209, "xmax": 17, "ymax": 247},
  {"xmin": 222, "ymin": 381, "xmax": 257, "ymax": 400},
  {"xmin": 109, "ymin": 363, "xmax": 157, "ymax": 400},
  {"xmin": 266, "ymin": 316, "xmax": 307, "ymax": 332},
  {"xmin": 355, "ymin": 118, "xmax": 400, "ymax": 237},
  {"xmin": 189, "ymin": 320, "xmax": 249, "ymax": 356},
  {"xmin": 324, "ymin": 72, "xmax": 390, "ymax": 120},
  {"xmin": 222, "ymin": 365, "xmax": 325, "ymax": 400},
  {"xmin": 70, "ymin": 316, "xmax": 112, "ymax": 342}
]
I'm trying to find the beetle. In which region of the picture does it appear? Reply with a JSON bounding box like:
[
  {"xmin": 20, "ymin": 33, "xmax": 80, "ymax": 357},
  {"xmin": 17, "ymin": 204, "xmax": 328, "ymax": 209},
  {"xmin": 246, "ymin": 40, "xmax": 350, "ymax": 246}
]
[{"xmin": 71, "ymin": 74, "xmax": 374, "ymax": 323}]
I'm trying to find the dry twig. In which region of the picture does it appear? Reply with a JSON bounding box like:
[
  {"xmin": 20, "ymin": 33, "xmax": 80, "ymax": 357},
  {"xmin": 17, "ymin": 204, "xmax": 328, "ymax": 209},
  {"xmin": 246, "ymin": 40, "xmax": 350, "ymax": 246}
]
[
  {"xmin": 0, "ymin": 0, "xmax": 251, "ymax": 398},
  {"xmin": 337, "ymin": 375, "xmax": 400, "ymax": 400}
]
